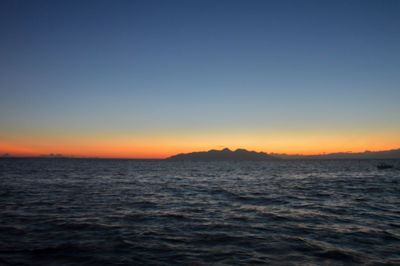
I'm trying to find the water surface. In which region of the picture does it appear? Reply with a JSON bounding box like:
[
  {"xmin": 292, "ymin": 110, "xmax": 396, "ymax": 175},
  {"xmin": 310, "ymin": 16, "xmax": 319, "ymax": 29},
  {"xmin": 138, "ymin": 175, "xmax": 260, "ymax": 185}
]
[{"xmin": 1, "ymin": 158, "xmax": 399, "ymax": 265}]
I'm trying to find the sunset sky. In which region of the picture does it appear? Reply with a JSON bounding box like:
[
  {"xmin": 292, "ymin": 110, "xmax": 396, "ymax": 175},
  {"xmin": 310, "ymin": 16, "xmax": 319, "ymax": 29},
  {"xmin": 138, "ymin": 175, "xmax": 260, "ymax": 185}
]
[{"xmin": 1, "ymin": 0, "xmax": 399, "ymax": 158}]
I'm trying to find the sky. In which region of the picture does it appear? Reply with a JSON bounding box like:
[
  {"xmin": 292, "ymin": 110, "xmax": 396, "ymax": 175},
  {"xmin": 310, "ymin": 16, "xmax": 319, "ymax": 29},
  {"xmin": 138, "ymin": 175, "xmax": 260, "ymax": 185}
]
[{"xmin": 1, "ymin": 0, "xmax": 399, "ymax": 158}]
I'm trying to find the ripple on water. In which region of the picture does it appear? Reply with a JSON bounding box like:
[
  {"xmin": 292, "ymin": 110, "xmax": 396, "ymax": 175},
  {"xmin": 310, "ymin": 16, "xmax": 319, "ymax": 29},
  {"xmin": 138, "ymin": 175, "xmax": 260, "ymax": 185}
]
[{"xmin": 0, "ymin": 158, "xmax": 399, "ymax": 264}]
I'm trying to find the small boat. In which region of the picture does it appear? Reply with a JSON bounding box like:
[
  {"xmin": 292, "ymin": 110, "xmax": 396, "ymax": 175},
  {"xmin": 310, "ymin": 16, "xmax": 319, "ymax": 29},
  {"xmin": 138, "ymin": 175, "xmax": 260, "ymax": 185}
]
[{"xmin": 377, "ymin": 163, "xmax": 393, "ymax": 170}]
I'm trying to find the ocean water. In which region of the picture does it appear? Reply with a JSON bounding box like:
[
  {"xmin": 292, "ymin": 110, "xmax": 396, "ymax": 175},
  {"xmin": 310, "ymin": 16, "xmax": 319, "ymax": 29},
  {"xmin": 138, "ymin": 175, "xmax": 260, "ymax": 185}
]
[{"xmin": 0, "ymin": 158, "xmax": 399, "ymax": 265}]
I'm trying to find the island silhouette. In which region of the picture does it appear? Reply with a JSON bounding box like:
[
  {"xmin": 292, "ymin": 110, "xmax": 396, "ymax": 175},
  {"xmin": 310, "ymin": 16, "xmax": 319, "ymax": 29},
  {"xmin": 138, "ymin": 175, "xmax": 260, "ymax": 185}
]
[
  {"xmin": 166, "ymin": 148, "xmax": 400, "ymax": 161},
  {"xmin": 166, "ymin": 148, "xmax": 279, "ymax": 161}
]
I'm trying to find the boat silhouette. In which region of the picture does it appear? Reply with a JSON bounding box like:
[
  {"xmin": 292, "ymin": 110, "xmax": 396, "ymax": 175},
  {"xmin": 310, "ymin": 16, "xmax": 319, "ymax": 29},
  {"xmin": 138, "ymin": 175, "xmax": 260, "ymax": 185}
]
[{"xmin": 377, "ymin": 163, "xmax": 393, "ymax": 170}]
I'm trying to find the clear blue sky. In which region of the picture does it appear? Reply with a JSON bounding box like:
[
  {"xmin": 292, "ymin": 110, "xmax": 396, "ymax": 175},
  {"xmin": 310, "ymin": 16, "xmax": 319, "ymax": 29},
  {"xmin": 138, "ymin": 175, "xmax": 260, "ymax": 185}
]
[{"xmin": 1, "ymin": 0, "xmax": 399, "ymax": 157}]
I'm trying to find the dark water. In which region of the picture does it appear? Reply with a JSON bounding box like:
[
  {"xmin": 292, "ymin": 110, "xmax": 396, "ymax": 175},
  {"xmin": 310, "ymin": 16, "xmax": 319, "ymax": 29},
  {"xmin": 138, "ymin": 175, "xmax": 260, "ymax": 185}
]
[{"xmin": 1, "ymin": 158, "xmax": 399, "ymax": 265}]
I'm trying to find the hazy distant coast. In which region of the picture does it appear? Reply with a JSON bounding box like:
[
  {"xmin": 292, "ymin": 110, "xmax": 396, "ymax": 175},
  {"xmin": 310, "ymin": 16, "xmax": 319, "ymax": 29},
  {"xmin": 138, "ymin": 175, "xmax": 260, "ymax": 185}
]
[
  {"xmin": 2, "ymin": 148, "xmax": 400, "ymax": 160},
  {"xmin": 273, "ymin": 148, "xmax": 400, "ymax": 160},
  {"xmin": 167, "ymin": 148, "xmax": 400, "ymax": 161}
]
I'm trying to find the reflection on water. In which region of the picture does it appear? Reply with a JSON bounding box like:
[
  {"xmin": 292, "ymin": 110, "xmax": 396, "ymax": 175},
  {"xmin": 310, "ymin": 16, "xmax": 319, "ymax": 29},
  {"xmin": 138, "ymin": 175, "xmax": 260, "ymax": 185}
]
[{"xmin": 0, "ymin": 158, "xmax": 399, "ymax": 264}]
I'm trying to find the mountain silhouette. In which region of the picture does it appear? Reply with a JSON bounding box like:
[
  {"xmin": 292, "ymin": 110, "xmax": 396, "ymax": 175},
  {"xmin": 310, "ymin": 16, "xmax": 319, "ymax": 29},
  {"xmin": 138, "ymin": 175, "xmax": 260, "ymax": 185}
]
[{"xmin": 166, "ymin": 148, "xmax": 279, "ymax": 161}]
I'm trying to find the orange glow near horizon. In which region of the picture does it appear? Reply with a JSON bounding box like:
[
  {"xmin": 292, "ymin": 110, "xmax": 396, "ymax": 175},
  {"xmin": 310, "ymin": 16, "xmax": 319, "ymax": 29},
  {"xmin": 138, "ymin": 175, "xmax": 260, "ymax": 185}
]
[{"xmin": 1, "ymin": 127, "xmax": 400, "ymax": 158}]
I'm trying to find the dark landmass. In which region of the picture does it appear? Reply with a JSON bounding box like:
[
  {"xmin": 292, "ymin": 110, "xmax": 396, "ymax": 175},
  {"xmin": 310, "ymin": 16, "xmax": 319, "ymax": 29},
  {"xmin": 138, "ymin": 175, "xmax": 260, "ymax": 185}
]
[
  {"xmin": 272, "ymin": 148, "xmax": 400, "ymax": 159},
  {"xmin": 167, "ymin": 148, "xmax": 400, "ymax": 161},
  {"xmin": 166, "ymin": 148, "xmax": 279, "ymax": 161}
]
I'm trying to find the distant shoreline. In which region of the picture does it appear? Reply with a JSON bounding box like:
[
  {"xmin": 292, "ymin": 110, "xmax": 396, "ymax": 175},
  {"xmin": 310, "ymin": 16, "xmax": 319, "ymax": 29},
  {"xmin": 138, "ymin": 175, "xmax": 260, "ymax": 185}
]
[
  {"xmin": 166, "ymin": 148, "xmax": 400, "ymax": 161},
  {"xmin": 1, "ymin": 157, "xmax": 399, "ymax": 161},
  {"xmin": 2, "ymin": 147, "xmax": 400, "ymax": 160}
]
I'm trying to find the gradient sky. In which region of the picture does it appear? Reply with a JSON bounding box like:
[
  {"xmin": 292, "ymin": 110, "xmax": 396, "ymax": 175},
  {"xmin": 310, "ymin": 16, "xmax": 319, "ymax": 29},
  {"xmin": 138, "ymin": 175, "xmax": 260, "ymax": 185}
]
[{"xmin": 1, "ymin": 0, "xmax": 399, "ymax": 158}]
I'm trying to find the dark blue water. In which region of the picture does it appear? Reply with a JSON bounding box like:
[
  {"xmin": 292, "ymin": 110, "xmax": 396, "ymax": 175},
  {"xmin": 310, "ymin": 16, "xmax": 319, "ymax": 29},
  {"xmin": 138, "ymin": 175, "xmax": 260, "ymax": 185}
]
[{"xmin": 1, "ymin": 158, "xmax": 399, "ymax": 265}]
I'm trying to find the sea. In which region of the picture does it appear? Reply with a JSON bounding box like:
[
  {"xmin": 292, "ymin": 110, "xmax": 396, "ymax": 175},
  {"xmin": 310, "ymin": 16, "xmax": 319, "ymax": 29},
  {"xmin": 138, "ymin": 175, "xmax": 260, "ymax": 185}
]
[{"xmin": 0, "ymin": 158, "xmax": 399, "ymax": 265}]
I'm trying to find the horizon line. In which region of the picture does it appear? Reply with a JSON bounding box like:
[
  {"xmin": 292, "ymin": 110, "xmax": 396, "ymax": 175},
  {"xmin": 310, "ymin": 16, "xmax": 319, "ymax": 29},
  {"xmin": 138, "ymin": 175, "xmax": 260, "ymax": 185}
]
[{"xmin": 2, "ymin": 147, "xmax": 400, "ymax": 160}]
